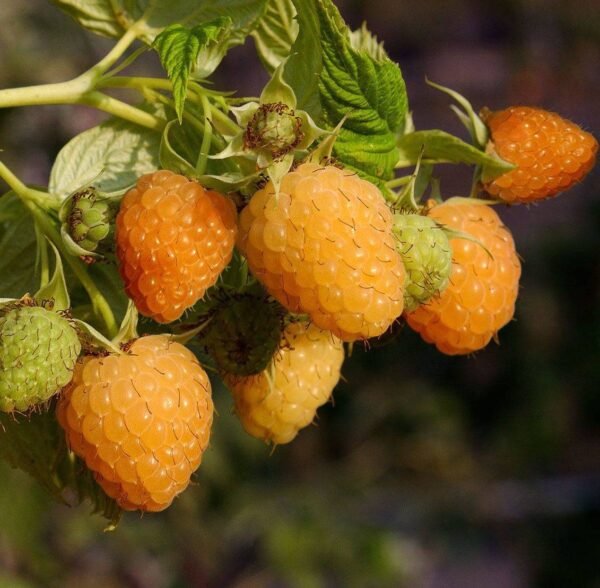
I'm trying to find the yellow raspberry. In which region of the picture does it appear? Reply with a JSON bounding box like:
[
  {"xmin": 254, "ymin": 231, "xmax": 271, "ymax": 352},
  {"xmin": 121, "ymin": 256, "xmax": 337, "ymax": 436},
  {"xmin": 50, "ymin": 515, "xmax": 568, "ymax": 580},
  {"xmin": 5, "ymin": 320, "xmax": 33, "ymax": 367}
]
[
  {"xmin": 484, "ymin": 106, "xmax": 598, "ymax": 203},
  {"xmin": 224, "ymin": 323, "xmax": 344, "ymax": 445},
  {"xmin": 238, "ymin": 163, "xmax": 406, "ymax": 341},
  {"xmin": 116, "ymin": 170, "xmax": 237, "ymax": 323},
  {"xmin": 406, "ymin": 200, "xmax": 521, "ymax": 355},
  {"xmin": 57, "ymin": 335, "xmax": 213, "ymax": 512}
]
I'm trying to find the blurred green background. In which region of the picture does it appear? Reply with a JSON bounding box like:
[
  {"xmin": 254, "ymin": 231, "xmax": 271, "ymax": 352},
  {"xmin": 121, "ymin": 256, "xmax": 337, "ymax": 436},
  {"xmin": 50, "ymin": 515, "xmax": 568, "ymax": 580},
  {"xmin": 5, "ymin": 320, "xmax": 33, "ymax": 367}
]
[{"xmin": 1, "ymin": 1, "xmax": 599, "ymax": 586}]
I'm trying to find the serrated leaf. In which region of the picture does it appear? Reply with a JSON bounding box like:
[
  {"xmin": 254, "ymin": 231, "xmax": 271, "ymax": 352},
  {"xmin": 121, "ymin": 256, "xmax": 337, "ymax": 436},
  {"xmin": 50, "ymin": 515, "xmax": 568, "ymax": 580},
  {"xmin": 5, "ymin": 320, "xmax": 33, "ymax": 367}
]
[
  {"xmin": 396, "ymin": 130, "xmax": 515, "ymax": 177},
  {"xmin": 251, "ymin": 0, "xmax": 298, "ymax": 72},
  {"xmin": 49, "ymin": 115, "xmax": 161, "ymax": 199},
  {"xmin": 153, "ymin": 19, "xmax": 231, "ymax": 121},
  {"xmin": 286, "ymin": 0, "xmax": 408, "ymax": 185},
  {"xmin": 0, "ymin": 193, "xmax": 39, "ymax": 298}
]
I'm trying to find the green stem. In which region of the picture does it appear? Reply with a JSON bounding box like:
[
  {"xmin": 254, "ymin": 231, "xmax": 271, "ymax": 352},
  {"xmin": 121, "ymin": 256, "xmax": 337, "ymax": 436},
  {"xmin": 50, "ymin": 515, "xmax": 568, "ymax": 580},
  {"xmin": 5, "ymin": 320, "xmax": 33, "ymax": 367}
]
[
  {"xmin": 196, "ymin": 94, "xmax": 213, "ymax": 175},
  {"xmin": 81, "ymin": 92, "xmax": 166, "ymax": 131},
  {"xmin": 0, "ymin": 78, "xmax": 88, "ymax": 109},
  {"xmin": 0, "ymin": 161, "xmax": 117, "ymax": 335},
  {"xmin": 88, "ymin": 24, "xmax": 144, "ymax": 78},
  {"xmin": 0, "ymin": 20, "xmax": 154, "ymax": 132},
  {"xmin": 385, "ymin": 176, "xmax": 412, "ymax": 189},
  {"xmin": 35, "ymin": 222, "xmax": 50, "ymax": 287},
  {"xmin": 26, "ymin": 203, "xmax": 118, "ymax": 337},
  {"xmin": 0, "ymin": 160, "xmax": 60, "ymax": 209},
  {"xmin": 101, "ymin": 77, "xmax": 242, "ymax": 136}
]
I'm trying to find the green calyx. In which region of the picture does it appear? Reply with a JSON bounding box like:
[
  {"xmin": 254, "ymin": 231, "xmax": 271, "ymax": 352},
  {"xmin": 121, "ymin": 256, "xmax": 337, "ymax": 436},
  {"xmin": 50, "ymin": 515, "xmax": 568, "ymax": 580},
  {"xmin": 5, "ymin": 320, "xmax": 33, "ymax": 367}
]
[
  {"xmin": 200, "ymin": 292, "xmax": 285, "ymax": 376},
  {"xmin": 244, "ymin": 103, "xmax": 304, "ymax": 159},
  {"xmin": 68, "ymin": 188, "xmax": 114, "ymax": 251},
  {"xmin": 60, "ymin": 187, "xmax": 116, "ymax": 258},
  {"xmin": 393, "ymin": 212, "xmax": 453, "ymax": 312},
  {"xmin": 0, "ymin": 302, "xmax": 81, "ymax": 413}
]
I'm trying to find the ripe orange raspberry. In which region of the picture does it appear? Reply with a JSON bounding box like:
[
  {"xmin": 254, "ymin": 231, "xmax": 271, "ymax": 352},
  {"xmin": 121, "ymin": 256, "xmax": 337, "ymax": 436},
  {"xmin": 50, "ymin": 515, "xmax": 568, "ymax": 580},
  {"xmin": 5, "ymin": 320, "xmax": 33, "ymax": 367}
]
[
  {"xmin": 116, "ymin": 170, "xmax": 237, "ymax": 323},
  {"xmin": 484, "ymin": 106, "xmax": 598, "ymax": 203},
  {"xmin": 238, "ymin": 163, "xmax": 405, "ymax": 341},
  {"xmin": 405, "ymin": 199, "xmax": 521, "ymax": 355},
  {"xmin": 225, "ymin": 322, "xmax": 344, "ymax": 445},
  {"xmin": 57, "ymin": 335, "xmax": 213, "ymax": 512}
]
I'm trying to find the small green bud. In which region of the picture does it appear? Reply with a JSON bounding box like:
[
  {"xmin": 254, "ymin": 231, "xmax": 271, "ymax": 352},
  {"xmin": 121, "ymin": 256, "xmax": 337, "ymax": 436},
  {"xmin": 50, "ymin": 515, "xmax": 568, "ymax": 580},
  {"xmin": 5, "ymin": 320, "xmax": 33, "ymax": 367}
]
[
  {"xmin": 244, "ymin": 103, "xmax": 304, "ymax": 159},
  {"xmin": 65, "ymin": 188, "xmax": 114, "ymax": 254}
]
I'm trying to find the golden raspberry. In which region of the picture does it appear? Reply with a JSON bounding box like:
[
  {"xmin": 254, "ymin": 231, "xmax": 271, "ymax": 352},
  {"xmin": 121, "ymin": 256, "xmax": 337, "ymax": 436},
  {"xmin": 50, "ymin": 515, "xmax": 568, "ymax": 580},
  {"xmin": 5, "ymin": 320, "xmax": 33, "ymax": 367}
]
[
  {"xmin": 224, "ymin": 323, "xmax": 344, "ymax": 445},
  {"xmin": 57, "ymin": 335, "xmax": 213, "ymax": 512},
  {"xmin": 484, "ymin": 106, "xmax": 598, "ymax": 203},
  {"xmin": 406, "ymin": 200, "xmax": 521, "ymax": 355},
  {"xmin": 116, "ymin": 170, "xmax": 237, "ymax": 323},
  {"xmin": 238, "ymin": 163, "xmax": 406, "ymax": 341}
]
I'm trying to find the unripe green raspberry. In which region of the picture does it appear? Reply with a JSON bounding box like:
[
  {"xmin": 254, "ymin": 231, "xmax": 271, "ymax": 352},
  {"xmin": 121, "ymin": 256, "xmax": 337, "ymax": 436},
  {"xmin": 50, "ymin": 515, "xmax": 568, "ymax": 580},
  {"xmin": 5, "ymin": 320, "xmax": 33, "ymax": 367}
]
[
  {"xmin": 393, "ymin": 213, "xmax": 452, "ymax": 312},
  {"xmin": 66, "ymin": 188, "xmax": 114, "ymax": 253},
  {"xmin": 201, "ymin": 293, "xmax": 284, "ymax": 376},
  {"xmin": 0, "ymin": 304, "xmax": 81, "ymax": 412},
  {"xmin": 244, "ymin": 103, "xmax": 304, "ymax": 159}
]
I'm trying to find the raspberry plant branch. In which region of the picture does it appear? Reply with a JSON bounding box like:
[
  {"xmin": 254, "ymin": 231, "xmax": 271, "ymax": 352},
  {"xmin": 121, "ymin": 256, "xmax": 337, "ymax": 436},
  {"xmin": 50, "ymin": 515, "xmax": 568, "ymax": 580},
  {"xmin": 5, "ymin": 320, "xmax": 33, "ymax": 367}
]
[
  {"xmin": 196, "ymin": 94, "xmax": 213, "ymax": 175},
  {"xmin": 99, "ymin": 76, "xmax": 242, "ymax": 137},
  {"xmin": 25, "ymin": 203, "xmax": 118, "ymax": 337},
  {"xmin": 80, "ymin": 92, "xmax": 166, "ymax": 131},
  {"xmin": 0, "ymin": 161, "xmax": 60, "ymax": 209},
  {"xmin": 0, "ymin": 161, "xmax": 118, "ymax": 335},
  {"xmin": 0, "ymin": 18, "xmax": 167, "ymax": 131}
]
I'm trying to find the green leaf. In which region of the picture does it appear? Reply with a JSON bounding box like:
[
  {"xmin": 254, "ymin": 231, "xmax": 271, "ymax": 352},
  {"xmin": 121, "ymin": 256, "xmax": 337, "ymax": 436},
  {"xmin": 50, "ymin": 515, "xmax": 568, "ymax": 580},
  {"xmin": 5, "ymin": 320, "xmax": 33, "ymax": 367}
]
[
  {"xmin": 251, "ymin": 0, "xmax": 298, "ymax": 72},
  {"xmin": 284, "ymin": 0, "xmax": 322, "ymax": 117},
  {"xmin": 0, "ymin": 411, "xmax": 66, "ymax": 499},
  {"xmin": 49, "ymin": 0, "xmax": 126, "ymax": 38},
  {"xmin": 49, "ymin": 115, "xmax": 161, "ymax": 200},
  {"xmin": 51, "ymin": 0, "xmax": 268, "ymax": 45},
  {"xmin": 0, "ymin": 193, "xmax": 39, "ymax": 298},
  {"xmin": 396, "ymin": 130, "xmax": 515, "ymax": 177},
  {"xmin": 159, "ymin": 121, "xmax": 198, "ymax": 176},
  {"xmin": 153, "ymin": 19, "xmax": 231, "ymax": 121},
  {"xmin": 286, "ymin": 0, "xmax": 409, "ymax": 186},
  {"xmin": 0, "ymin": 410, "xmax": 121, "ymax": 526}
]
